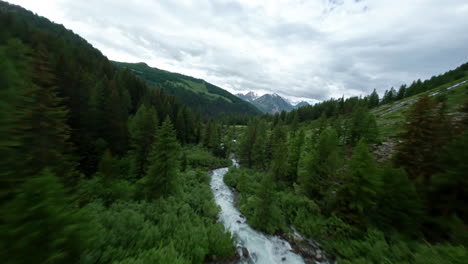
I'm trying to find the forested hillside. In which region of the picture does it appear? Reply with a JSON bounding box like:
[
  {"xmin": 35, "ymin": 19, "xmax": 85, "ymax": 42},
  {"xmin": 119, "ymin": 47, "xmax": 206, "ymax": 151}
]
[
  {"xmin": 0, "ymin": 2, "xmax": 237, "ymax": 263},
  {"xmin": 114, "ymin": 61, "xmax": 261, "ymax": 117},
  {"xmin": 1, "ymin": 1, "xmax": 467, "ymax": 264},
  {"xmin": 227, "ymin": 68, "xmax": 468, "ymax": 263}
]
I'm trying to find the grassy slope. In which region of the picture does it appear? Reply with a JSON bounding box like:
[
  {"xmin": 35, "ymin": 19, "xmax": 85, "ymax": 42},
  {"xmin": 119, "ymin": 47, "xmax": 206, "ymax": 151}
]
[
  {"xmin": 373, "ymin": 77, "xmax": 468, "ymax": 139},
  {"xmin": 113, "ymin": 61, "xmax": 261, "ymax": 117}
]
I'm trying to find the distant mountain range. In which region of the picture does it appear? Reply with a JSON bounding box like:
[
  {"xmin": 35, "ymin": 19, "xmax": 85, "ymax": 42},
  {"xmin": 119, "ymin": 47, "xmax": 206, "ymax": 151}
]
[
  {"xmin": 236, "ymin": 92, "xmax": 309, "ymax": 114},
  {"xmin": 113, "ymin": 62, "xmax": 261, "ymax": 117}
]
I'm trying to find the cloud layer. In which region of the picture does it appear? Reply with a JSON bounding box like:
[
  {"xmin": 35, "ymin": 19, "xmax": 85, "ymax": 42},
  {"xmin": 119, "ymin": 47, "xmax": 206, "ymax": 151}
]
[{"xmin": 8, "ymin": 0, "xmax": 468, "ymax": 102}]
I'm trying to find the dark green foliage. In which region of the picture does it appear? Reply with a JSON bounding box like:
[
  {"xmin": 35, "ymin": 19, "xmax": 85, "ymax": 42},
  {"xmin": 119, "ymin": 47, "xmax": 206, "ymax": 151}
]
[
  {"xmin": 238, "ymin": 120, "xmax": 258, "ymax": 167},
  {"xmin": 182, "ymin": 145, "xmax": 231, "ymax": 170},
  {"xmin": 98, "ymin": 150, "xmax": 120, "ymax": 180},
  {"xmin": 348, "ymin": 106, "xmax": 379, "ymax": 144},
  {"xmin": 128, "ymin": 104, "xmax": 158, "ymax": 178},
  {"xmin": 0, "ymin": 39, "xmax": 30, "ymax": 200},
  {"xmin": 251, "ymin": 120, "xmax": 269, "ymax": 170},
  {"xmin": 395, "ymin": 95, "xmax": 441, "ymax": 181},
  {"xmin": 299, "ymin": 128, "xmax": 342, "ymax": 201},
  {"xmin": 16, "ymin": 46, "xmax": 77, "ymax": 185},
  {"xmin": 81, "ymin": 169, "xmax": 235, "ymax": 264},
  {"xmin": 269, "ymin": 123, "xmax": 289, "ymax": 182},
  {"xmin": 286, "ymin": 129, "xmax": 305, "ymax": 183},
  {"xmin": 376, "ymin": 166, "xmax": 423, "ymax": 236},
  {"xmin": 1, "ymin": 169, "xmax": 91, "ymax": 264},
  {"xmin": 367, "ymin": 89, "xmax": 380, "ymax": 108},
  {"xmin": 224, "ymin": 168, "xmax": 284, "ymax": 234},
  {"xmin": 144, "ymin": 117, "xmax": 180, "ymax": 199},
  {"xmin": 428, "ymin": 131, "xmax": 468, "ymax": 241},
  {"xmin": 336, "ymin": 139, "xmax": 380, "ymax": 226},
  {"xmin": 250, "ymin": 172, "xmax": 284, "ymax": 233}
]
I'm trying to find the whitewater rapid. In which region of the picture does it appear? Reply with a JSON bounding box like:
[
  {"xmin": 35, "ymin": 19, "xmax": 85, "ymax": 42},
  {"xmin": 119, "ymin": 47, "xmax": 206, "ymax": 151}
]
[{"xmin": 210, "ymin": 160, "xmax": 305, "ymax": 264}]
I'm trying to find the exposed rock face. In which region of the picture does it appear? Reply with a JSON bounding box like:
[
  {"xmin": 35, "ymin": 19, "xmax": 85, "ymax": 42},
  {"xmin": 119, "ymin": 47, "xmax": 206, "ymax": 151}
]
[
  {"xmin": 372, "ymin": 141, "xmax": 398, "ymax": 163},
  {"xmin": 283, "ymin": 228, "xmax": 337, "ymax": 264}
]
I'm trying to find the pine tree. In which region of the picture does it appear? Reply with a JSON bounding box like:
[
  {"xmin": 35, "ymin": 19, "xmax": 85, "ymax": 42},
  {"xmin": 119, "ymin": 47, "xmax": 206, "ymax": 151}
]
[
  {"xmin": 269, "ymin": 123, "xmax": 288, "ymax": 182},
  {"xmin": 376, "ymin": 166, "xmax": 423, "ymax": 235},
  {"xmin": 128, "ymin": 104, "xmax": 158, "ymax": 178},
  {"xmin": 299, "ymin": 128, "xmax": 341, "ymax": 200},
  {"xmin": 368, "ymin": 89, "xmax": 380, "ymax": 108},
  {"xmin": 144, "ymin": 117, "xmax": 180, "ymax": 199},
  {"xmin": 0, "ymin": 40, "xmax": 30, "ymax": 201},
  {"xmin": 238, "ymin": 121, "xmax": 257, "ymax": 167},
  {"xmin": 0, "ymin": 169, "xmax": 90, "ymax": 264},
  {"xmin": 396, "ymin": 84, "xmax": 406, "ymax": 100},
  {"xmin": 16, "ymin": 46, "xmax": 76, "ymax": 185},
  {"xmin": 251, "ymin": 120, "xmax": 268, "ymax": 170},
  {"xmin": 348, "ymin": 106, "xmax": 378, "ymax": 144},
  {"xmin": 97, "ymin": 149, "xmax": 119, "ymax": 180},
  {"xmin": 430, "ymin": 131, "xmax": 468, "ymax": 222},
  {"xmin": 175, "ymin": 108, "xmax": 186, "ymax": 143},
  {"xmin": 395, "ymin": 95, "xmax": 440, "ymax": 182},
  {"xmin": 337, "ymin": 139, "xmax": 380, "ymax": 226},
  {"xmin": 250, "ymin": 172, "xmax": 283, "ymax": 234},
  {"xmin": 286, "ymin": 129, "xmax": 305, "ymax": 184}
]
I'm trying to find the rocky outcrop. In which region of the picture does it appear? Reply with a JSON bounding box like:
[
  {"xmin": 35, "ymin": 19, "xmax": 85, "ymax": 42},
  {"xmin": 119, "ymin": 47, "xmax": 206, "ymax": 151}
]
[{"xmin": 282, "ymin": 229, "xmax": 337, "ymax": 264}]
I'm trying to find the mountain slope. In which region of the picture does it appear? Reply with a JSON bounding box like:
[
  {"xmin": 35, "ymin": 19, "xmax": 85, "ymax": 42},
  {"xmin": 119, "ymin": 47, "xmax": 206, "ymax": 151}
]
[
  {"xmin": 236, "ymin": 92, "xmax": 295, "ymax": 114},
  {"xmin": 374, "ymin": 78, "xmax": 468, "ymax": 138},
  {"xmin": 114, "ymin": 62, "xmax": 261, "ymax": 117},
  {"xmin": 236, "ymin": 91, "xmax": 259, "ymax": 103}
]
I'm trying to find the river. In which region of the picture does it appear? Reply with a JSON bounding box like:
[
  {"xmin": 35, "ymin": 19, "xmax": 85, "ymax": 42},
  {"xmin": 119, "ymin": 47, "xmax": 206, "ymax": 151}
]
[{"xmin": 209, "ymin": 160, "xmax": 306, "ymax": 264}]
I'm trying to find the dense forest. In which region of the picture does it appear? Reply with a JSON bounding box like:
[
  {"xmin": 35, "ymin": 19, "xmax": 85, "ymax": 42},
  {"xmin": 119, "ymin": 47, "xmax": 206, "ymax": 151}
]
[
  {"xmin": 0, "ymin": 2, "xmax": 236, "ymax": 263},
  {"xmin": 228, "ymin": 87, "xmax": 468, "ymax": 262},
  {"xmin": 1, "ymin": 1, "xmax": 467, "ymax": 264},
  {"xmin": 113, "ymin": 61, "xmax": 261, "ymax": 118}
]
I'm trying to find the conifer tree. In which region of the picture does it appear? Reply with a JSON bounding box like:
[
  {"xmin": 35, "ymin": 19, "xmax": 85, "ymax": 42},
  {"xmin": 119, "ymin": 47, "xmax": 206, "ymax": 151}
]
[
  {"xmin": 429, "ymin": 131, "xmax": 468, "ymax": 222},
  {"xmin": 269, "ymin": 123, "xmax": 288, "ymax": 182},
  {"xmin": 251, "ymin": 120, "xmax": 268, "ymax": 170},
  {"xmin": 129, "ymin": 104, "xmax": 158, "ymax": 178},
  {"xmin": 16, "ymin": 46, "xmax": 76, "ymax": 185},
  {"xmin": 238, "ymin": 121, "xmax": 257, "ymax": 167},
  {"xmin": 144, "ymin": 117, "xmax": 180, "ymax": 199},
  {"xmin": 250, "ymin": 172, "xmax": 283, "ymax": 234},
  {"xmin": 348, "ymin": 106, "xmax": 378, "ymax": 144},
  {"xmin": 98, "ymin": 149, "xmax": 119, "ymax": 180},
  {"xmin": 0, "ymin": 169, "xmax": 90, "ymax": 264},
  {"xmin": 299, "ymin": 128, "xmax": 341, "ymax": 200},
  {"xmin": 395, "ymin": 95, "xmax": 440, "ymax": 182},
  {"xmin": 396, "ymin": 84, "xmax": 406, "ymax": 100},
  {"xmin": 0, "ymin": 40, "xmax": 30, "ymax": 201},
  {"xmin": 286, "ymin": 129, "xmax": 305, "ymax": 184},
  {"xmin": 376, "ymin": 166, "xmax": 423, "ymax": 235},
  {"xmin": 337, "ymin": 139, "xmax": 380, "ymax": 226},
  {"xmin": 368, "ymin": 89, "xmax": 380, "ymax": 108}
]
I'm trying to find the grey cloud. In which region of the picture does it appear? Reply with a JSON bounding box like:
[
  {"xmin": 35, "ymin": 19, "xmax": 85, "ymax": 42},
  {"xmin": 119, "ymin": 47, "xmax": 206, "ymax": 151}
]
[{"xmin": 13, "ymin": 0, "xmax": 468, "ymax": 101}]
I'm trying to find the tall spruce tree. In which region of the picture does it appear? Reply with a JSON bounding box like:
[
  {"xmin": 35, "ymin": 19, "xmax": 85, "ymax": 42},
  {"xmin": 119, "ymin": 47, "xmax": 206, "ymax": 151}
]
[
  {"xmin": 144, "ymin": 117, "xmax": 180, "ymax": 199},
  {"xmin": 395, "ymin": 95, "xmax": 441, "ymax": 182},
  {"xmin": 250, "ymin": 172, "xmax": 283, "ymax": 234},
  {"xmin": 251, "ymin": 120, "xmax": 269, "ymax": 170},
  {"xmin": 376, "ymin": 166, "xmax": 423, "ymax": 235},
  {"xmin": 238, "ymin": 121, "xmax": 257, "ymax": 167},
  {"xmin": 0, "ymin": 169, "xmax": 90, "ymax": 264},
  {"xmin": 16, "ymin": 46, "xmax": 76, "ymax": 185},
  {"xmin": 129, "ymin": 104, "xmax": 158, "ymax": 178},
  {"xmin": 337, "ymin": 139, "xmax": 380, "ymax": 226},
  {"xmin": 0, "ymin": 40, "xmax": 30, "ymax": 201},
  {"xmin": 299, "ymin": 128, "xmax": 341, "ymax": 200},
  {"xmin": 286, "ymin": 129, "xmax": 305, "ymax": 184},
  {"xmin": 269, "ymin": 123, "xmax": 288, "ymax": 182},
  {"xmin": 368, "ymin": 89, "xmax": 380, "ymax": 108}
]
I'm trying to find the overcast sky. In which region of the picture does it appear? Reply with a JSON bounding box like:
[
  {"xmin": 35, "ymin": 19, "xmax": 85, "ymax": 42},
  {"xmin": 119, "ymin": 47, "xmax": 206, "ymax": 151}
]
[{"xmin": 7, "ymin": 0, "xmax": 468, "ymax": 103}]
